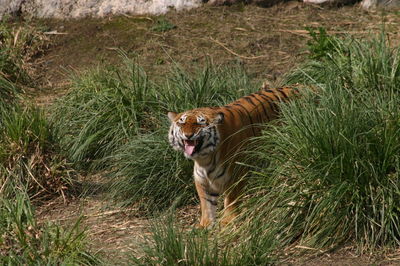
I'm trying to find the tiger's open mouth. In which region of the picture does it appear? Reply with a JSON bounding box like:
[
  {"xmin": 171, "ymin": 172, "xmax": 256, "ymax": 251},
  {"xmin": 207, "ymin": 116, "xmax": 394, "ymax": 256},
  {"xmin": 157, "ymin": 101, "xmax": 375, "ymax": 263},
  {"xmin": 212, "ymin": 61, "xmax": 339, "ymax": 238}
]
[{"xmin": 183, "ymin": 139, "xmax": 203, "ymax": 156}]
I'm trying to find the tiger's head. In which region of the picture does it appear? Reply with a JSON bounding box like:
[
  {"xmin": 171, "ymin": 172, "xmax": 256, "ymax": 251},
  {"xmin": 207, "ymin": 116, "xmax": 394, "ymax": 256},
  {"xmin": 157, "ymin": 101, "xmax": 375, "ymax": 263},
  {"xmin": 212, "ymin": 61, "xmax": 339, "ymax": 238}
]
[{"xmin": 168, "ymin": 109, "xmax": 224, "ymax": 160}]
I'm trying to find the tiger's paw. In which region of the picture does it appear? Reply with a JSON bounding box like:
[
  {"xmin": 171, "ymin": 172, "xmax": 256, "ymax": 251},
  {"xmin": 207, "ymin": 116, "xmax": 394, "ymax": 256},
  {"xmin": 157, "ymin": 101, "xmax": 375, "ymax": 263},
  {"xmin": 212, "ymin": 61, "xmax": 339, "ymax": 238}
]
[
  {"xmin": 220, "ymin": 213, "xmax": 238, "ymax": 227},
  {"xmin": 195, "ymin": 219, "xmax": 215, "ymax": 229}
]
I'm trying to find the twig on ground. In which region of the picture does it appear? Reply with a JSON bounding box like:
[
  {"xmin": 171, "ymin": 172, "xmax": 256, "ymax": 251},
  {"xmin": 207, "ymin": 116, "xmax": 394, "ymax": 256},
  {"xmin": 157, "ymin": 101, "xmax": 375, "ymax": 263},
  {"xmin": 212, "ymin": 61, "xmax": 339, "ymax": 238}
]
[
  {"xmin": 275, "ymin": 29, "xmax": 370, "ymax": 37},
  {"xmin": 13, "ymin": 27, "xmax": 21, "ymax": 47},
  {"xmin": 43, "ymin": 31, "xmax": 68, "ymax": 35},
  {"xmin": 210, "ymin": 37, "xmax": 269, "ymax": 60}
]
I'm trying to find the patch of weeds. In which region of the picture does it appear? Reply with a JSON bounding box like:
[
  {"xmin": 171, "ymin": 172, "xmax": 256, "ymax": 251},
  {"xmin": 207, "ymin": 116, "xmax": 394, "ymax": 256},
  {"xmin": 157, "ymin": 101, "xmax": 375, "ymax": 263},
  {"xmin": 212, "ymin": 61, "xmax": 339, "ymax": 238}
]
[
  {"xmin": 0, "ymin": 20, "xmax": 49, "ymax": 86},
  {"xmin": 106, "ymin": 129, "xmax": 194, "ymax": 211},
  {"xmin": 151, "ymin": 17, "xmax": 176, "ymax": 32},
  {"xmin": 51, "ymin": 53, "xmax": 157, "ymax": 170},
  {"xmin": 305, "ymin": 27, "xmax": 338, "ymax": 60},
  {"xmin": 237, "ymin": 32, "xmax": 400, "ymax": 253},
  {"xmin": 131, "ymin": 212, "xmax": 276, "ymax": 265},
  {"xmin": 131, "ymin": 214, "xmax": 229, "ymax": 265},
  {"xmin": 0, "ymin": 194, "xmax": 100, "ymax": 264},
  {"xmin": 0, "ymin": 104, "xmax": 76, "ymax": 201}
]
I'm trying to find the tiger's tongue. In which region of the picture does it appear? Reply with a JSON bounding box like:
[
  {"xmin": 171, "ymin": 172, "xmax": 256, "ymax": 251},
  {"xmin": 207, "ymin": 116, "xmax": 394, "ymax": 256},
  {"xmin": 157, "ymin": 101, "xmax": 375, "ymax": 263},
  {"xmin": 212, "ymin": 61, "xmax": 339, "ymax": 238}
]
[{"xmin": 184, "ymin": 140, "xmax": 196, "ymax": 155}]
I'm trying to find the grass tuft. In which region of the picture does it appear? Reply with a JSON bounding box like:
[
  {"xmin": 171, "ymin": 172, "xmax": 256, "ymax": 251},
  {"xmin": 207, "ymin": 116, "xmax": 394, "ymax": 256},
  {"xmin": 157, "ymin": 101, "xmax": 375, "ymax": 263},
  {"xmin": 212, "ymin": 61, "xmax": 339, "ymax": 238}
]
[
  {"xmin": 107, "ymin": 129, "xmax": 194, "ymax": 210},
  {"xmin": 0, "ymin": 194, "xmax": 100, "ymax": 264},
  {"xmin": 131, "ymin": 212, "xmax": 276, "ymax": 265},
  {"xmin": 131, "ymin": 214, "xmax": 228, "ymax": 265},
  {"xmin": 51, "ymin": 54, "xmax": 157, "ymax": 170},
  {"xmin": 0, "ymin": 104, "xmax": 76, "ymax": 201},
  {"xmin": 0, "ymin": 20, "xmax": 49, "ymax": 86},
  {"xmin": 151, "ymin": 17, "xmax": 176, "ymax": 32},
  {"xmin": 235, "ymin": 31, "xmax": 400, "ymax": 252}
]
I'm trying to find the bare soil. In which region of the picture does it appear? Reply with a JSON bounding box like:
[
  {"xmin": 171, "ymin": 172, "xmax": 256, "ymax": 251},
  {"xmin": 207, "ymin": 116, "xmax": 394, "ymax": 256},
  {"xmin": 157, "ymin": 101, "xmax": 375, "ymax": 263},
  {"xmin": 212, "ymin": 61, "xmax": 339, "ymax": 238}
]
[{"xmin": 27, "ymin": 2, "xmax": 400, "ymax": 264}]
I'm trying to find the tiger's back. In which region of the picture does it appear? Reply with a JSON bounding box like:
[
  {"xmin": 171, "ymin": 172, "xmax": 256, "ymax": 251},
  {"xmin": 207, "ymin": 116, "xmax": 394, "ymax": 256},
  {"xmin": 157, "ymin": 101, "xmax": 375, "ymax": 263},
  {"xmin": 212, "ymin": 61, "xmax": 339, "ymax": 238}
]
[
  {"xmin": 217, "ymin": 85, "xmax": 300, "ymax": 158},
  {"xmin": 168, "ymin": 84, "xmax": 302, "ymax": 227}
]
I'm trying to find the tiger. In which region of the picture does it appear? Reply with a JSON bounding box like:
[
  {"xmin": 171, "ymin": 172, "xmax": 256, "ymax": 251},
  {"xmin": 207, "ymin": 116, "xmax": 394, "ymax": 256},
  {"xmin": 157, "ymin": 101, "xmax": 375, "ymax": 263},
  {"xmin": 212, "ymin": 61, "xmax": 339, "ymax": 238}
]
[{"xmin": 167, "ymin": 84, "xmax": 302, "ymax": 228}]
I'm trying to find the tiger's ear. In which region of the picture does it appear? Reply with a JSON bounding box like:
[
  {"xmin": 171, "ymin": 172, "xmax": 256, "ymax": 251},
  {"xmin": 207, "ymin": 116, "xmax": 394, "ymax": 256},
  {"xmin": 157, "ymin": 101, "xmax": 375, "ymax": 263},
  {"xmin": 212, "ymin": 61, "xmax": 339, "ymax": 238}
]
[
  {"xmin": 167, "ymin": 111, "xmax": 178, "ymax": 121},
  {"xmin": 214, "ymin": 112, "xmax": 224, "ymax": 124}
]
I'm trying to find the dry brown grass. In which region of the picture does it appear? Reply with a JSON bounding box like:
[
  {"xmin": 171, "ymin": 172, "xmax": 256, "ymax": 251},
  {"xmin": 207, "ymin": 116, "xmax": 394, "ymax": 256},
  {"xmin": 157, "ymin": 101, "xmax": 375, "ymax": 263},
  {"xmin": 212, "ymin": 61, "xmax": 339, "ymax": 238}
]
[{"xmin": 33, "ymin": 3, "xmax": 400, "ymax": 96}]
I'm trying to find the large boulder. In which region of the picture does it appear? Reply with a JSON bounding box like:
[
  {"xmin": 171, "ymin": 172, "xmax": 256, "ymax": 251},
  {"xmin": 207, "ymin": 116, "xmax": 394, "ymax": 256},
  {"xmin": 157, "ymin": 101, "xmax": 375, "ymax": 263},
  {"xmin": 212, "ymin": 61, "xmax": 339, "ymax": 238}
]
[
  {"xmin": 303, "ymin": 0, "xmax": 400, "ymax": 8},
  {"xmin": 360, "ymin": 0, "xmax": 400, "ymax": 8},
  {"xmin": 1, "ymin": 0, "xmax": 400, "ymax": 20},
  {"xmin": 0, "ymin": 0, "xmax": 24, "ymax": 17},
  {"xmin": 0, "ymin": 0, "xmax": 202, "ymax": 19}
]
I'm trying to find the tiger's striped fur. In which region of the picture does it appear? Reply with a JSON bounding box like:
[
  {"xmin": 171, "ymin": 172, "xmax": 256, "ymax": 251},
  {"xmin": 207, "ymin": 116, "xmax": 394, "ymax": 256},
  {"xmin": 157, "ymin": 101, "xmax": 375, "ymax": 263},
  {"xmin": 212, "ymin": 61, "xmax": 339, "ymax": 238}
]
[{"xmin": 168, "ymin": 84, "xmax": 301, "ymax": 228}]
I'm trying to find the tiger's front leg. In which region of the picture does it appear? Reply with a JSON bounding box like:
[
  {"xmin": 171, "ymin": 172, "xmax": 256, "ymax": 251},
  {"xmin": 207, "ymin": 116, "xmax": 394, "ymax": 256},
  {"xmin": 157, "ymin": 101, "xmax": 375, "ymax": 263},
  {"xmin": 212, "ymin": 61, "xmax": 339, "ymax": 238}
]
[
  {"xmin": 194, "ymin": 180, "xmax": 218, "ymax": 228},
  {"xmin": 221, "ymin": 179, "xmax": 245, "ymax": 226}
]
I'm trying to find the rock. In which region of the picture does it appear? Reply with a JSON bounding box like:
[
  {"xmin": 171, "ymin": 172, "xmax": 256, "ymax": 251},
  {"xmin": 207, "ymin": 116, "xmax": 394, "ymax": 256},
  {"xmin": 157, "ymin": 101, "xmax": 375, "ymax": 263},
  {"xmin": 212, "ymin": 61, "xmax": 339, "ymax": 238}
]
[
  {"xmin": 303, "ymin": 0, "xmax": 358, "ymax": 5},
  {"xmin": 0, "ymin": 0, "xmax": 202, "ymax": 20},
  {"xmin": 360, "ymin": 0, "xmax": 400, "ymax": 9},
  {"xmin": 0, "ymin": 0, "xmax": 24, "ymax": 17},
  {"xmin": 303, "ymin": 0, "xmax": 400, "ymax": 8}
]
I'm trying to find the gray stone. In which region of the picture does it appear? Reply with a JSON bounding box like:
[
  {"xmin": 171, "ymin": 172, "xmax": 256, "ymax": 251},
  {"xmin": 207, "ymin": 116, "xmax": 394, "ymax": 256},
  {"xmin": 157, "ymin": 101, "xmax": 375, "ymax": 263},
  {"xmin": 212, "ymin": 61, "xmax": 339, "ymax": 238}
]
[
  {"xmin": 0, "ymin": 0, "xmax": 24, "ymax": 17},
  {"xmin": 0, "ymin": 0, "xmax": 202, "ymax": 20},
  {"xmin": 360, "ymin": 0, "xmax": 400, "ymax": 9}
]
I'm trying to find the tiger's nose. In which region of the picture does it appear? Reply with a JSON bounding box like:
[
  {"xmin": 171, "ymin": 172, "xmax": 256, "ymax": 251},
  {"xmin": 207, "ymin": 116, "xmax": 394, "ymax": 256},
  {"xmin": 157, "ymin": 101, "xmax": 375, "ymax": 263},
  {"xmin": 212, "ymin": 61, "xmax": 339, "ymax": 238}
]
[{"xmin": 184, "ymin": 133, "xmax": 194, "ymax": 140}]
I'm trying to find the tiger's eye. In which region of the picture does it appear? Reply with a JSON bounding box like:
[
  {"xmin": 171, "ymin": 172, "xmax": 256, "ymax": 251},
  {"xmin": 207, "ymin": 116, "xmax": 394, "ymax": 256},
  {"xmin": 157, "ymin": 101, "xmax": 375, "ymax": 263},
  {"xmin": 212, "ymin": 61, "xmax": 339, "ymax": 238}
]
[{"xmin": 197, "ymin": 117, "xmax": 207, "ymax": 124}]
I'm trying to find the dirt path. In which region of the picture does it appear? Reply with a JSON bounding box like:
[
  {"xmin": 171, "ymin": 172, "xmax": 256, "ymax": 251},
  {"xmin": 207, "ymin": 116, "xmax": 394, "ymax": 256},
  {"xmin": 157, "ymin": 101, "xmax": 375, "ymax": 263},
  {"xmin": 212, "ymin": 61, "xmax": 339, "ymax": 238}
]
[{"xmin": 36, "ymin": 196, "xmax": 149, "ymax": 262}]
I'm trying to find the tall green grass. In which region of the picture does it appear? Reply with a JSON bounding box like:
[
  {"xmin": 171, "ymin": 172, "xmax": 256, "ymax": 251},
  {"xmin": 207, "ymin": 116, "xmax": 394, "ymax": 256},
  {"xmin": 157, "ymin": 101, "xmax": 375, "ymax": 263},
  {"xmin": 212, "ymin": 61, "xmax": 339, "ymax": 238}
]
[
  {"xmin": 235, "ymin": 32, "xmax": 400, "ymax": 252},
  {"xmin": 160, "ymin": 64, "xmax": 254, "ymax": 112},
  {"xmin": 0, "ymin": 194, "xmax": 100, "ymax": 264},
  {"xmin": 0, "ymin": 76, "xmax": 20, "ymax": 107},
  {"xmin": 132, "ymin": 212, "xmax": 276, "ymax": 265},
  {"xmin": 0, "ymin": 104, "xmax": 76, "ymax": 201},
  {"xmin": 51, "ymin": 56, "xmax": 157, "ymax": 170},
  {"xmin": 132, "ymin": 214, "xmax": 228, "ymax": 265},
  {"xmin": 107, "ymin": 129, "xmax": 194, "ymax": 210}
]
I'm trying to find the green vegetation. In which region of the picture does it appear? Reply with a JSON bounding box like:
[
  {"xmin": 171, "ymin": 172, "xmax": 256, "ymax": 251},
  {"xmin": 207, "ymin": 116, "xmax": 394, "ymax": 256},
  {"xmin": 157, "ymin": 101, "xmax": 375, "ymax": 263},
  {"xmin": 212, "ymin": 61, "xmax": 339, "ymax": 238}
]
[
  {"xmin": 0, "ymin": 195, "xmax": 100, "ymax": 264},
  {"xmin": 234, "ymin": 31, "xmax": 400, "ymax": 253},
  {"xmin": 0, "ymin": 104, "xmax": 76, "ymax": 201},
  {"xmin": 305, "ymin": 27, "xmax": 338, "ymax": 60},
  {"xmin": 0, "ymin": 22, "xmax": 100, "ymax": 264},
  {"xmin": 127, "ymin": 31, "xmax": 400, "ymax": 264},
  {"xmin": 132, "ymin": 213, "xmax": 276, "ymax": 265},
  {"xmin": 0, "ymin": 20, "xmax": 48, "ymax": 85},
  {"xmin": 51, "ymin": 55, "xmax": 156, "ymax": 170},
  {"xmin": 151, "ymin": 17, "xmax": 176, "ymax": 32}
]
